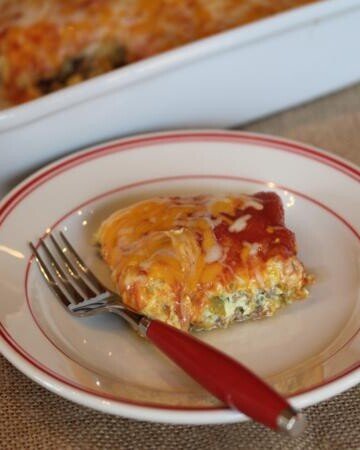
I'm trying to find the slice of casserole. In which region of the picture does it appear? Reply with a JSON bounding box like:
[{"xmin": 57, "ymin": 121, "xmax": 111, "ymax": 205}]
[
  {"xmin": 96, "ymin": 192, "xmax": 311, "ymax": 331},
  {"xmin": 0, "ymin": 0, "xmax": 317, "ymax": 106}
]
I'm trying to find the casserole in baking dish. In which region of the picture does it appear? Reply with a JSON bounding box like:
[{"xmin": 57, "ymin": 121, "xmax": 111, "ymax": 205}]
[
  {"xmin": 0, "ymin": 1, "xmax": 359, "ymax": 200},
  {"xmin": 0, "ymin": 0, "xmax": 317, "ymax": 106}
]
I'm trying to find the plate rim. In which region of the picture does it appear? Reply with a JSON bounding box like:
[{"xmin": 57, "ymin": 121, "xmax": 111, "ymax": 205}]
[
  {"xmin": 22, "ymin": 174, "xmax": 360, "ymax": 405},
  {"xmin": 0, "ymin": 129, "xmax": 359, "ymax": 424}
]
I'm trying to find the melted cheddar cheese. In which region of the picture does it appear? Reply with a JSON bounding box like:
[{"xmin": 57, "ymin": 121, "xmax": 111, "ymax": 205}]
[
  {"xmin": 97, "ymin": 193, "xmax": 310, "ymax": 331},
  {"xmin": 0, "ymin": 0, "xmax": 318, "ymax": 105}
]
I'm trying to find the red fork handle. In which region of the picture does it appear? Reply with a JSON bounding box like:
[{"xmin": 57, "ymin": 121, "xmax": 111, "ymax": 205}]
[{"xmin": 144, "ymin": 319, "xmax": 305, "ymax": 435}]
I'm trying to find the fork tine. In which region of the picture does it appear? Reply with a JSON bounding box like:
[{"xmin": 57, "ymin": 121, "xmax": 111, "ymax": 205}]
[
  {"xmin": 59, "ymin": 231, "xmax": 106, "ymax": 293},
  {"xmin": 39, "ymin": 238, "xmax": 85, "ymax": 304},
  {"xmin": 29, "ymin": 242, "xmax": 73, "ymax": 307},
  {"xmin": 49, "ymin": 233, "xmax": 98, "ymax": 298}
]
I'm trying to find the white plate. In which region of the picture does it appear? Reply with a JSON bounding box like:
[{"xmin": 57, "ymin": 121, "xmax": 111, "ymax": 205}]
[{"xmin": 0, "ymin": 130, "xmax": 359, "ymax": 424}]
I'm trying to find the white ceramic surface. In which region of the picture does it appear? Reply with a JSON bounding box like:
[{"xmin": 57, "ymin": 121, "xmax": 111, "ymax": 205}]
[
  {"xmin": 0, "ymin": 0, "xmax": 359, "ymax": 198},
  {"xmin": 0, "ymin": 130, "xmax": 359, "ymax": 424}
]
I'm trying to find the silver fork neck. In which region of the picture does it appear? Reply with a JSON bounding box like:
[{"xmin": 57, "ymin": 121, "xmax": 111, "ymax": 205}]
[
  {"xmin": 69, "ymin": 292, "xmax": 149, "ymax": 336},
  {"xmin": 68, "ymin": 291, "xmax": 117, "ymax": 313}
]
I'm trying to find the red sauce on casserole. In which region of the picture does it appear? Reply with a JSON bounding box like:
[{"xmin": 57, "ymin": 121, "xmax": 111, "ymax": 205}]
[{"xmin": 214, "ymin": 192, "xmax": 296, "ymax": 269}]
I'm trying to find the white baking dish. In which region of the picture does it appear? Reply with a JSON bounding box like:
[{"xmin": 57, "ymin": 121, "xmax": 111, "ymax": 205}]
[{"xmin": 0, "ymin": 0, "xmax": 359, "ymax": 198}]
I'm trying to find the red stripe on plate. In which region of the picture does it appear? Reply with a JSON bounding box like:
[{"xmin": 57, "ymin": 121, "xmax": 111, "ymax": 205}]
[{"xmin": 0, "ymin": 131, "xmax": 359, "ymax": 412}]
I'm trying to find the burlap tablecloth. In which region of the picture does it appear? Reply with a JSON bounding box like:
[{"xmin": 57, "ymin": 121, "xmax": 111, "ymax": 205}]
[{"xmin": 1, "ymin": 84, "xmax": 359, "ymax": 450}]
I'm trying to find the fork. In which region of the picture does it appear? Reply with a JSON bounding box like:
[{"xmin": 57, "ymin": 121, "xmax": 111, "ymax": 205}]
[{"xmin": 30, "ymin": 231, "xmax": 305, "ymax": 435}]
